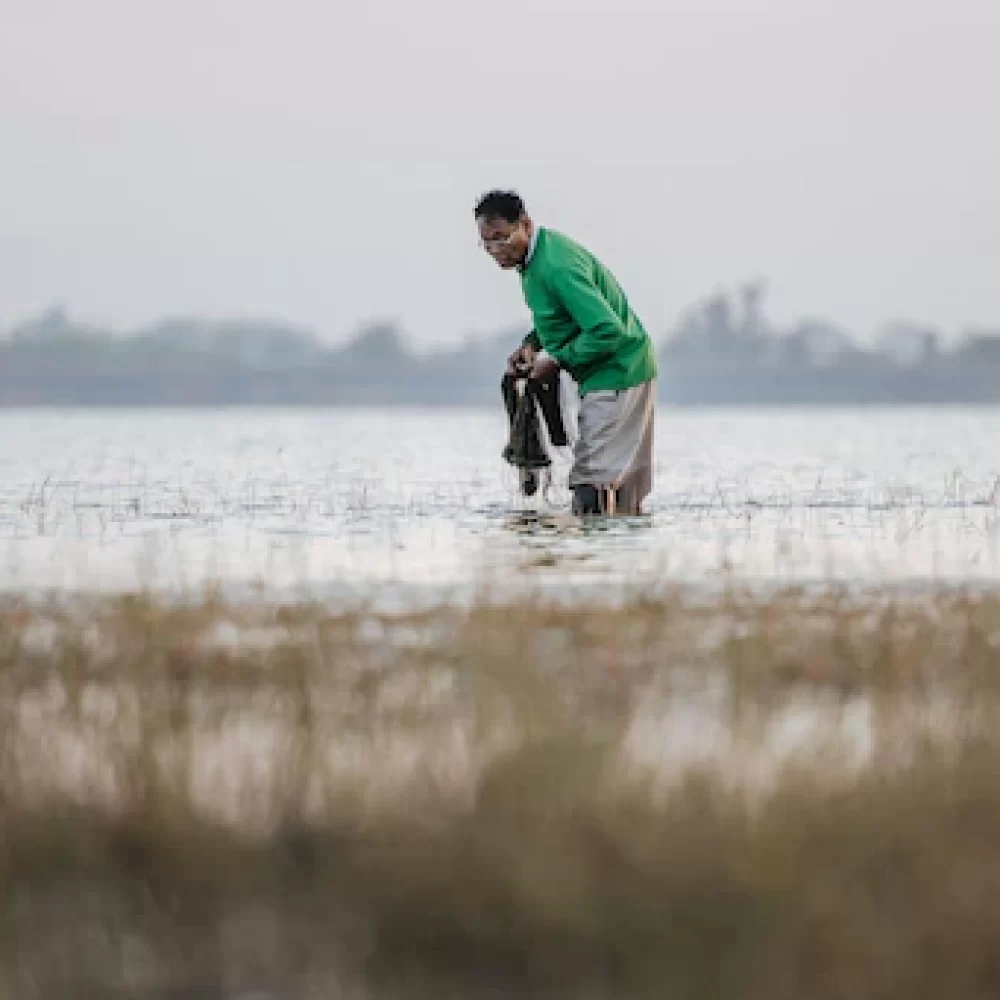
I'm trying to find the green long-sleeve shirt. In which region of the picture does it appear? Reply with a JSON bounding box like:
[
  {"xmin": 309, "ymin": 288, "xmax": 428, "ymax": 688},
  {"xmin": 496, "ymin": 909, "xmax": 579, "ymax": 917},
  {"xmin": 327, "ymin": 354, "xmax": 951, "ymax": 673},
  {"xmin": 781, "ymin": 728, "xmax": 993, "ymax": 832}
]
[{"xmin": 520, "ymin": 227, "xmax": 657, "ymax": 394}]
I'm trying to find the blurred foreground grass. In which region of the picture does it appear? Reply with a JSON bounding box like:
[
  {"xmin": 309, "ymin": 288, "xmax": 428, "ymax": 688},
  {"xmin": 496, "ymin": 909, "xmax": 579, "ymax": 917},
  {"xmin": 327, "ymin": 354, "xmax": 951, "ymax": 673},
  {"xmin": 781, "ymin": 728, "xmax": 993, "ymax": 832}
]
[{"xmin": 4, "ymin": 586, "xmax": 1000, "ymax": 997}]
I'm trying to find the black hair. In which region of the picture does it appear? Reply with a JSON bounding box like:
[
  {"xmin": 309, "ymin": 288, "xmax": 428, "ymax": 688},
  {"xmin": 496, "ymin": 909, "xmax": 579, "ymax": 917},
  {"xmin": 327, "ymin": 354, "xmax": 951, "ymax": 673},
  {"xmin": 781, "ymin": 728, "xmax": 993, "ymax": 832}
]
[{"xmin": 474, "ymin": 190, "xmax": 526, "ymax": 223}]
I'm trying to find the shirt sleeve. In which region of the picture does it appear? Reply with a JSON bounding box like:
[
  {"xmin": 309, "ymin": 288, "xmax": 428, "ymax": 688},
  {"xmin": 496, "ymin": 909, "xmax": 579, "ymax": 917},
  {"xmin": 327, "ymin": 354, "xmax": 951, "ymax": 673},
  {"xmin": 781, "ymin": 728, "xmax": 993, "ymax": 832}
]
[{"xmin": 544, "ymin": 260, "xmax": 626, "ymax": 372}]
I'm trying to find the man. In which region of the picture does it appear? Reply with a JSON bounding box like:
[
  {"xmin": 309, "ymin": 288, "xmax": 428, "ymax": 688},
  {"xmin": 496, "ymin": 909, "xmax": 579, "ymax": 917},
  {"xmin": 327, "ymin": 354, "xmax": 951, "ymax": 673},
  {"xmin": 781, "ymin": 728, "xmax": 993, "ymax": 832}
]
[{"xmin": 475, "ymin": 189, "xmax": 657, "ymax": 516}]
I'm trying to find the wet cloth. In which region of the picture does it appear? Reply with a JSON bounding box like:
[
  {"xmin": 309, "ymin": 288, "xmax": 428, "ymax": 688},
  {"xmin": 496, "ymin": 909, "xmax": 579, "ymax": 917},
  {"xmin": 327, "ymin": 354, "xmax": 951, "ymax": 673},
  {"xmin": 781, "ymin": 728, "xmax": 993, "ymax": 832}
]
[{"xmin": 501, "ymin": 371, "xmax": 568, "ymax": 459}]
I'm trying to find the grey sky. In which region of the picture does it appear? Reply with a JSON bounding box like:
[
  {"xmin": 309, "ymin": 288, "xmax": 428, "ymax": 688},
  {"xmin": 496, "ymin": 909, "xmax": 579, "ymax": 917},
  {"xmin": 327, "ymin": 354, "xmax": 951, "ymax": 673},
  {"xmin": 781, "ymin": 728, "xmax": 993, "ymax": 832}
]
[{"xmin": 2, "ymin": 0, "xmax": 998, "ymax": 347}]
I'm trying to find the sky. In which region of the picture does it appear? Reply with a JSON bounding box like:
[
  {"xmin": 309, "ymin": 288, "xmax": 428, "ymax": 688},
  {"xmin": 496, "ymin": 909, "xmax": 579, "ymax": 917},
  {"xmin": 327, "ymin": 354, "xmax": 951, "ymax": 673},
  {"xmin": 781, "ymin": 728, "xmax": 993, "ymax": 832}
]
[{"xmin": 2, "ymin": 0, "xmax": 998, "ymax": 348}]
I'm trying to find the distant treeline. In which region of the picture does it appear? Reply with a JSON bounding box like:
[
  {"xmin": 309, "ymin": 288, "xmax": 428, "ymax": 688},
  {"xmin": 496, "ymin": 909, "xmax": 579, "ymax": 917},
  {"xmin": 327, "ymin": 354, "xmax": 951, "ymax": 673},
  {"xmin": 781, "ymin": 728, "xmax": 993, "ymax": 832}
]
[{"xmin": 3, "ymin": 283, "xmax": 1000, "ymax": 405}]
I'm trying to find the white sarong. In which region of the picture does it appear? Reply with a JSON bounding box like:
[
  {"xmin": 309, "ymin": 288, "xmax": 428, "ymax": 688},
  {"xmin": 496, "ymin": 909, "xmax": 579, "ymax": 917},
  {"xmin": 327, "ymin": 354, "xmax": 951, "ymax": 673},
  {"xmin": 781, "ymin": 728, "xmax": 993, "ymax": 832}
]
[{"xmin": 569, "ymin": 380, "xmax": 655, "ymax": 514}]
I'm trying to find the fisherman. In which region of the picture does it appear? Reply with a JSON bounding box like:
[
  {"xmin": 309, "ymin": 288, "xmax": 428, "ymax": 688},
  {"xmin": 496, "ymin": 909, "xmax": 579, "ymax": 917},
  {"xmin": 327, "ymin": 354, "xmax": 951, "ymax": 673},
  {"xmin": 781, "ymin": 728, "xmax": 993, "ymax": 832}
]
[{"xmin": 475, "ymin": 189, "xmax": 657, "ymax": 515}]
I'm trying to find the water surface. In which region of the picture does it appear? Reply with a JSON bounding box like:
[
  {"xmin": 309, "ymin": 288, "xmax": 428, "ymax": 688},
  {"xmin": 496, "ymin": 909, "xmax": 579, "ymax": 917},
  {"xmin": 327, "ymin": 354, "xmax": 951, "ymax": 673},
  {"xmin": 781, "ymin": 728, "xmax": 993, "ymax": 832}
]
[{"xmin": 3, "ymin": 406, "xmax": 1000, "ymax": 600}]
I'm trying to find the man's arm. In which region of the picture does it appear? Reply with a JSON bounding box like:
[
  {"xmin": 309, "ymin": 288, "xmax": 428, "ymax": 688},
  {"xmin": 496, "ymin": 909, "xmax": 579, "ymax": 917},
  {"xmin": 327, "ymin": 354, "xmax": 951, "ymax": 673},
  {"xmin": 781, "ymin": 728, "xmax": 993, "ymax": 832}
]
[{"xmin": 545, "ymin": 262, "xmax": 626, "ymax": 373}]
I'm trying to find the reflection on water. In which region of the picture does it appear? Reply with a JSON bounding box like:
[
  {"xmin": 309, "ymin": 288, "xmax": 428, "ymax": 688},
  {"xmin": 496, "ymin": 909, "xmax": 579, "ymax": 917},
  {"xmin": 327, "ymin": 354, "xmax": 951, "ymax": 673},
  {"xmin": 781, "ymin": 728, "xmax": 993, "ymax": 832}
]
[{"xmin": 3, "ymin": 406, "xmax": 1000, "ymax": 599}]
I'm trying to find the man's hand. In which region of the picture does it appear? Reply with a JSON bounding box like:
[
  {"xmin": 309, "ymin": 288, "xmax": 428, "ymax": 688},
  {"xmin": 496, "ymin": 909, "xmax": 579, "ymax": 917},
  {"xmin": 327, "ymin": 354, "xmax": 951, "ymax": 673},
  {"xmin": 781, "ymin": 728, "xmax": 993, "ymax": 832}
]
[
  {"xmin": 530, "ymin": 355, "xmax": 560, "ymax": 382},
  {"xmin": 507, "ymin": 344, "xmax": 537, "ymax": 375}
]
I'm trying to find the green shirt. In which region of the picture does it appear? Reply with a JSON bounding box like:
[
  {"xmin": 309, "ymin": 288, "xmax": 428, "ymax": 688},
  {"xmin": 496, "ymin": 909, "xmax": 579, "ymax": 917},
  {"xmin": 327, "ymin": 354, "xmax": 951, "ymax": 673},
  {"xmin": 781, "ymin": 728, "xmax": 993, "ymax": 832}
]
[{"xmin": 520, "ymin": 227, "xmax": 657, "ymax": 394}]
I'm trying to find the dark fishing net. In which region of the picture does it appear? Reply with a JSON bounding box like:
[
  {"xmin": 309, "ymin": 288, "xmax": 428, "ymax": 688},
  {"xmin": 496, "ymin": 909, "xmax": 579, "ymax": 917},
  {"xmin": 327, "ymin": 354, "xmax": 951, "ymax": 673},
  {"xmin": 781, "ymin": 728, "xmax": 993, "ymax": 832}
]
[{"xmin": 500, "ymin": 372, "xmax": 569, "ymax": 497}]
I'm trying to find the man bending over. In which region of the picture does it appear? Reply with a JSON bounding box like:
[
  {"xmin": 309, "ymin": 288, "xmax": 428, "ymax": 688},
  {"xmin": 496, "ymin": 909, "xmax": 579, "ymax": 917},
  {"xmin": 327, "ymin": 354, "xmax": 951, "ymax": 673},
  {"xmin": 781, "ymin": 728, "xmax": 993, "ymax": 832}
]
[{"xmin": 475, "ymin": 189, "xmax": 657, "ymax": 515}]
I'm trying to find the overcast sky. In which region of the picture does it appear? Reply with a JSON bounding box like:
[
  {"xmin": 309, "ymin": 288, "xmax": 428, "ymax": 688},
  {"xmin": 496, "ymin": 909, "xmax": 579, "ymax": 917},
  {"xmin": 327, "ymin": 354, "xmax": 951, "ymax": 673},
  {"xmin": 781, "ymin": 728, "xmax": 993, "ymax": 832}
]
[{"xmin": 2, "ymin": 0, "xmax": 998, "ymax": 346}]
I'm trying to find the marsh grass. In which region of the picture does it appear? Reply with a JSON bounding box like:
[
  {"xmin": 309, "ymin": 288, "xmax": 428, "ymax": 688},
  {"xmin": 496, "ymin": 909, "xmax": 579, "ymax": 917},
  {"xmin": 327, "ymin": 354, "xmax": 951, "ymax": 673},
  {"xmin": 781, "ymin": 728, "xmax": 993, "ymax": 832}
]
[{"xmin": 4, "ymin": 587, "xmax": 1000, "ymax": 997}]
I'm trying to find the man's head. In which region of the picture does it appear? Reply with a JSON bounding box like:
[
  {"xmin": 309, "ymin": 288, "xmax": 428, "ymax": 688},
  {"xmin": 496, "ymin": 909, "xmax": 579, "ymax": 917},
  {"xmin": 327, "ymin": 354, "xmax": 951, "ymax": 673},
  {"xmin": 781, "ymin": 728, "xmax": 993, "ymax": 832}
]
[{"xmin": 475, "ymin": 190, "xmax": 533, "ymax": 270}]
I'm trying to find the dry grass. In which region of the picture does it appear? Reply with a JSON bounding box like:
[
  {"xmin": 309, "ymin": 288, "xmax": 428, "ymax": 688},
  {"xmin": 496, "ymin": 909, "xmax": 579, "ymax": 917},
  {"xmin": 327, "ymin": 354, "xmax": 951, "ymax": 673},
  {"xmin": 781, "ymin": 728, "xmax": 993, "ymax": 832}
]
[{"xmin": 4, "ymin": 586, "xmax": 1000, "ymax": 997}]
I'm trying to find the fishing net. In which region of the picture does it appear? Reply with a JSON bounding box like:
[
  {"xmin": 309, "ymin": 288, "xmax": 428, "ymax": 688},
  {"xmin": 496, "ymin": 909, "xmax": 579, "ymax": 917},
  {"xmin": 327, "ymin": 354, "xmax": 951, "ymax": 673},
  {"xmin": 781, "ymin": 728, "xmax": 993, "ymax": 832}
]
[{"xmin": 500, "ymin": 368, "xmax": 577, "ymax": 509}]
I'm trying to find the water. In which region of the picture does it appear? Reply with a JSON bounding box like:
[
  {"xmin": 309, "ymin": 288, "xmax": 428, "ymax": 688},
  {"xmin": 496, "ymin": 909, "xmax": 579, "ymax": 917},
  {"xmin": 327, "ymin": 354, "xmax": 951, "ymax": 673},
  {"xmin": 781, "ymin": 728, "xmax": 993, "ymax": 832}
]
[{"xmin": 2, "ymin": 406, "xmax": 1000, "ymax": 600}]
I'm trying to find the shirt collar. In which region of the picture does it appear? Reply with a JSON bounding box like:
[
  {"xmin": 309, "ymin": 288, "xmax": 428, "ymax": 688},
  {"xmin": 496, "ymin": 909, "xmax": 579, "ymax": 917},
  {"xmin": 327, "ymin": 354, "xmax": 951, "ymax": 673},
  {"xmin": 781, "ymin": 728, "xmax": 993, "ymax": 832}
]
[{"xmin": 519, "ymin": 225, "xmax": 541, "ymax": 272}]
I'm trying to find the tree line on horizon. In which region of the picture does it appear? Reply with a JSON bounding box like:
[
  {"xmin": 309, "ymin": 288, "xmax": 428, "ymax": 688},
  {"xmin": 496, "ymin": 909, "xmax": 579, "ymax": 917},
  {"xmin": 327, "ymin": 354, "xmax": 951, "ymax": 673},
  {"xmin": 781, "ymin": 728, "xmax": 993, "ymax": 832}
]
[{"xmin": 3, "ymin": 282, "xmax": 1000, "ymax": 405}]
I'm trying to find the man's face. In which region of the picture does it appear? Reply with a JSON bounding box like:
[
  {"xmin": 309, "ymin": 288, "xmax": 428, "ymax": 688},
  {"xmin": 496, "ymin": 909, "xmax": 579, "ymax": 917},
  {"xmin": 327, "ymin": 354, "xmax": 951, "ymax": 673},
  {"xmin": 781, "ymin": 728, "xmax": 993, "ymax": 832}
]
[{"xmin": 477, "ymin": 214, "xmax": 532, "ymax": 270}]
